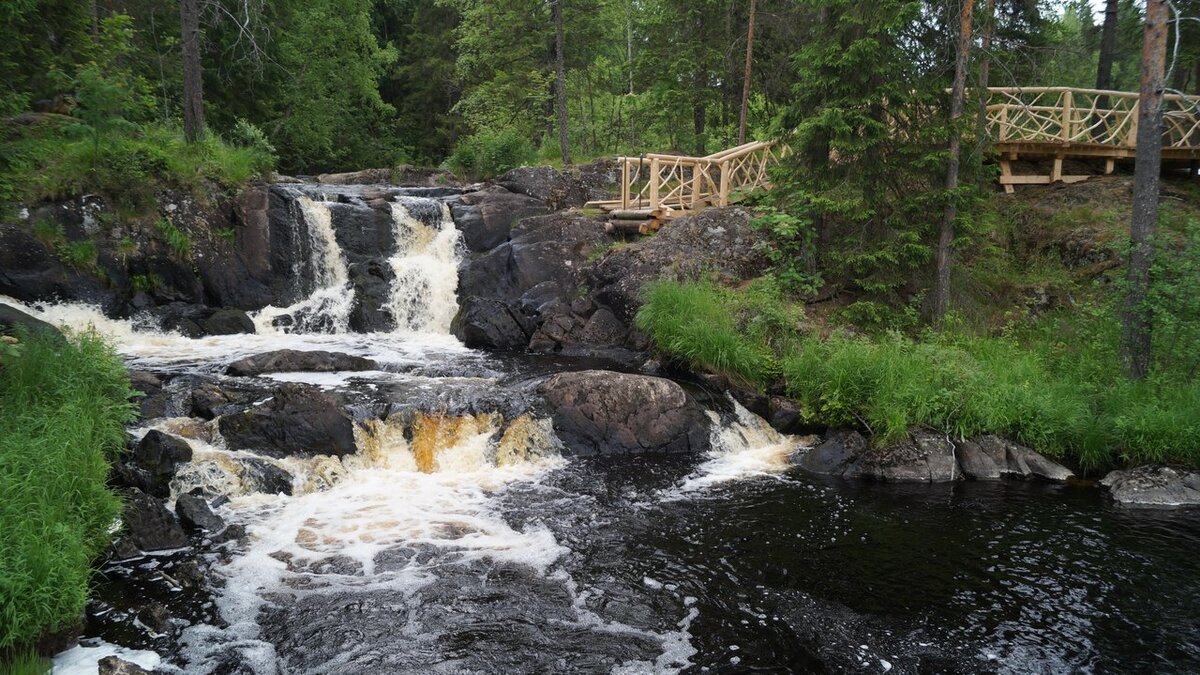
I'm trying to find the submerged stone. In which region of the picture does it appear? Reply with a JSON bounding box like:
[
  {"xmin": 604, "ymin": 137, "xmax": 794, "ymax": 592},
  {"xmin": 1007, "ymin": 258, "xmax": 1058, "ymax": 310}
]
[{"xmin": 1101, "ymin": 465, "xmax": 1200, "ymax": 506}]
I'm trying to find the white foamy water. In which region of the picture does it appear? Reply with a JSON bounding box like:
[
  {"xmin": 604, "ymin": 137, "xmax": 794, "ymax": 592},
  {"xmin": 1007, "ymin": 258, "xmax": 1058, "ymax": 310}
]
[
  {"xmin": 53, "ymin": 641, "xmax": 163, "ymax": 675},
  {"xmin": 669, "ymin": 401, "xmax": 805, "ymax": 495},
  {"xmin": 386, "ymin": 198, "xmax": 462, "ymax": 333},
  {"xmin": 252, "ymin": 196, "xmax": 355, "ymax": 334}
]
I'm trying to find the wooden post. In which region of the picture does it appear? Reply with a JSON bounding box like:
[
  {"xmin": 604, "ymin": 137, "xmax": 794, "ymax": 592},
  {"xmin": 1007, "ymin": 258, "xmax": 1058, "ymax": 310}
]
[
  {"xmin": 690, "ymin": 161, "xmax": 703, "ymax": 209},
  {"xmin": 1052, "ymin": 156, "xmax": 1064, "ymax": 182},
  {"xmin": 649, "ymin": 157, "xmax": 661, "ymax": 211},
  {"xmin": 715, "ymin": 158, "xmax": 724, "ymax": 205},
  {"xmin": 1127, "ymin": 98, "xmax": 1139, "ymax": 146},
  {"xmin": 1061, "ymin": 89, "xmax": 1073, "ymax": 142},
  {"xmin": 620, "ymin": 159, "xmax": 631, "ymax": 210},
  {"xmin": 998, "ymin": 105, "xmax": 1008, "ymax": 141},
  {"xmin": 1105, "ymin": 158, "xmax": 1116, "ymax": 174}
]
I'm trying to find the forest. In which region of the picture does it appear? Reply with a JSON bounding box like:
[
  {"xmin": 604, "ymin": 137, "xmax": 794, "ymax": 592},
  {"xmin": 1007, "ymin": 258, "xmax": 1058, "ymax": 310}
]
[{"xmin": 3, "ymin": 0, "xmax": 1200, "ymax": 672}]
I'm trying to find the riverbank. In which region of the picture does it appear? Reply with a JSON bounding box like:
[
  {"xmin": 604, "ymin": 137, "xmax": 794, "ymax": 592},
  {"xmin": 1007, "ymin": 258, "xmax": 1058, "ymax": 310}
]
[{"xmin": 0, "ymin": 328, "xmax": 136, "ymax": 669}]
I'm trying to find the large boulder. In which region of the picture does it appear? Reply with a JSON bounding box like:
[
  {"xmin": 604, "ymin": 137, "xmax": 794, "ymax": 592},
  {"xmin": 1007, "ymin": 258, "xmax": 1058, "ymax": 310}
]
[
  {"xmin": 0, "ymin": 302, "xmax": 62, "ymax": 341},
  {"xmin": 218, "ymin": 383, "xmax": 357, "ymax": 457},
  {"xmin": 226, "ymin": 349, "xmax": 377, "ymax": 377},
  {"xmin": 151, "ymin": 302, "xmax": 255, "ymax": 338},
  {"xmin": 798, "ymin": 429, "xmax": 959, "ymax": 482},
  {"xmin": 132, "ymin": 430, "xmax": 193, "ymax": 498},
  {"xmin": 844, "ymin": 430, "xmax": 959, "ymax": 482},
  {"xmin": 113, "ymin": 488, "xmax": 189, "ymax": 555},
  {"xmin": 588, "ymin": 207, "xmax": 771, "ymax": 322},
  {"xmin": 450, "ymin": 296, "xmax": 530, "ymax": 350},
  {"xmin": 1101, "ymin": 465, "xmax": 1200, "ymax": 506},
  {"xmin": 450, "ymin": 187, "xmax": 550, "ymax": 252},
  {"xmin": 453, "ymin": 212, "xmax": 611, "ymax": 349},
  {"xmin": 496, "ymin": 166, "xmax": 588, "ymax": 210},
  {"xmin": 175, "ymin": 493, "xmax": 226, "ymax": 533},
  {"xmin": 538, "ymin": 370, "xmax": 710, "ymax": 456},
  {"xmin": 956, "ymin": 435, "xmax": 1074, "ymax": 482}
]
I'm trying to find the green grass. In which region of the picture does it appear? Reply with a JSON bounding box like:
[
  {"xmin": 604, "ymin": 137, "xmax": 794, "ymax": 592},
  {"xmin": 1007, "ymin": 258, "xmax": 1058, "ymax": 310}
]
[
  {"xmin": 637, "ymin": 278, "xmax": 1200, "ymax": 471},
  {"xmin": 155, "ymin": 218, "xmax": 192, "ymax": 259},
  {"xmin": 0, "ymin": 330, "xmax": 136, "ymax": 657},
  {"xmin": 4, "ymin": 121, "xmax": 273, "ymax": 218}
]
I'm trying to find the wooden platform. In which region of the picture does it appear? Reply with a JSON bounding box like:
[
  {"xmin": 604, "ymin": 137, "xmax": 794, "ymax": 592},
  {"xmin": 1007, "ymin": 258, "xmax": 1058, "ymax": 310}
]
[{"xmin": 985, "ymin": 87, "xmax": 1200, "ymax": 193}]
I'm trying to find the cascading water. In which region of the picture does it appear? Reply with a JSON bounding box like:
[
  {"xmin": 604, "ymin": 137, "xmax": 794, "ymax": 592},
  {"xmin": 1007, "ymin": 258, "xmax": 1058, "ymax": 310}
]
[
  {"xmin": 386, "ymin": 198, "xmax": 462, "ymax": 333},
  {"xmin": 252, "ymin": 196, "xmax": 354, "ymax": 334}
]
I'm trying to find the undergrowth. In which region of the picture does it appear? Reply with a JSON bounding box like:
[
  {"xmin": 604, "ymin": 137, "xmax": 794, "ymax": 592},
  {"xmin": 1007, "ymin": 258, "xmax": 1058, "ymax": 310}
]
[
  {"xmin": 637, "ymin": 277, "xmax": 1200, "ymax": 471},
  {"xmin": 0, "ymin": 330, "xmax": 136, "ymax": 658}
]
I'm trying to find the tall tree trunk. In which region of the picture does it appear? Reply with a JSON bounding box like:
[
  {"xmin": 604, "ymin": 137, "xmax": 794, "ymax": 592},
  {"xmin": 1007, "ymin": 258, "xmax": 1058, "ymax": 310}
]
[
  {"xmin": 1096, "ymin": 0, "xmax": 1120, "ymax": 90},
  {"xmin": 974, "ymin": 0, "xmax": 994, "ymax": 154},
  {"xmin": 933, "ymin": 0, "xmax": 975, "ymax": 329},
  {"xmin": 180, "ymin": 0, "xmax": 205, "ymax": 143},
  {"xmin": 738, "ymin": 0, "xmax": 758, "ymax": 145},
  {"xmin": 552, "ymin": 0, "xmax": 571, "ymax": 166},
  {"xmin": 1121, "ymin": 0, "xmax": 1169, "ymax": 379}
]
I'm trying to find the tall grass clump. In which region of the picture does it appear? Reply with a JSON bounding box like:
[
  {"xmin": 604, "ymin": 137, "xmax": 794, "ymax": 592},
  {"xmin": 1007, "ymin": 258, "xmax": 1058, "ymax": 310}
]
[
  {"xmin": 636, "ymin": 279, "xmax": 798, "ymax": 387},
  {"xmin": 0, "ymin": 330, "xmax": 135, "ymax": 656}
]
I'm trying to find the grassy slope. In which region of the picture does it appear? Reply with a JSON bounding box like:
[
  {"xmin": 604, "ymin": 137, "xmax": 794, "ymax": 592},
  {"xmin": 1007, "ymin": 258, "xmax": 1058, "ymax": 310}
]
[
  {"xmin": 0, "ymin": 331, "xmax": 135, "ymax": 657},
  {"xmin": 636, "ymin": 178, "xmax": 1200, "ymax": 471}
]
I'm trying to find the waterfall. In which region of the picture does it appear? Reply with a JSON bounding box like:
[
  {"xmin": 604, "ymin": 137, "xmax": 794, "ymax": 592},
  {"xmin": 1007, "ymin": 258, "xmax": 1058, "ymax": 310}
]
[
  {"xmin": 386, "ymin": 198, "xmax": 462, "ymax": 334},
  {"xmin": 252, "ymin": 196, "xmax": 355, "ymax": 334}
]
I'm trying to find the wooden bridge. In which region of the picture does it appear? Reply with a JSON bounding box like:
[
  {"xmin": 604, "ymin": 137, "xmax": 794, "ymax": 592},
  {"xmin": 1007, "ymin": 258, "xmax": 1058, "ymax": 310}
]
[
  {"xmin": 986, "ymin": 86, "xmax": 1200, "ymax": 192},
  {"xmin": 586, "ymin": 140, "xmax": 787, "ymax": 230},
  {"xmin": 587, "ymin": 87, "xmax": 1199, "ymax": 226}
]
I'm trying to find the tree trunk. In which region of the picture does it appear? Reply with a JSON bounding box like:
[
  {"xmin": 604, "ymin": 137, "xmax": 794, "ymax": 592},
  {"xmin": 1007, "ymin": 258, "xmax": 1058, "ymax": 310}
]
[
  {"xmin": 933, "ymin": 0, "xmax": 975, "ymax": 329},
  {"xmin": 738, "ymin": 0, "xmax": 758, "ymax": 145},
  {"xmin": 1121, "ymin": 0, "xmax": 1168, "ymax": 379},
  {"xmin": 974, "ymin": 0, "xmax": 994, "ymax": 154},
  {"xmin": 180, "ymin": 0, "xmax": 205, "ymax": 143},
  {"xmin": 552, "ymin": 0, "xmax": 571, "ymax": 166},
  {"xmin": 1096, "ymin": 0, "xmax": 1120, "ymax": 90}
]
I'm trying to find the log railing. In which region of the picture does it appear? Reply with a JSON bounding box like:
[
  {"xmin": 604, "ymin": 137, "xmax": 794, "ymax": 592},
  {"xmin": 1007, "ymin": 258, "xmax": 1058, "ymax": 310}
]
[
  {"xmin": 985, "ymin": 86, "xmax": 1200, "ymax": 150},
  {"xmin": 608, "ymin": 140, "xmax": 787, "ymax": 215}
]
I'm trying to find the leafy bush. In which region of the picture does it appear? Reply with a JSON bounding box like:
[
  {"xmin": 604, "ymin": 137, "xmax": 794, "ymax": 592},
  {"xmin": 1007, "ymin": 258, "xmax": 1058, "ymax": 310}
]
[
  {"xmin": 155, "ymin": 218, "xmax": 192, "ymax": 259},
  {"xmin": 227, "ymin": 118, "xmax": 278, "ymax": 164},
  {"xmin": 448, "ymin": 127, "xmax": 535, "ymax": 179},
  {"xmin": 0, "ymin": 330, "xmax": 136, "ymax": 652}
]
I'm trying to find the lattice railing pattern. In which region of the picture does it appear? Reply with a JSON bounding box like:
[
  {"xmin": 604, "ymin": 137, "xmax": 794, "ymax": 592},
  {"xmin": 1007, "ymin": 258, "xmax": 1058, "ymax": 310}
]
[
  {"xmin": 986, "ymin": 86, "xmax": 1200, "ymax": 149},
  {"xmin": 617, "ymin": 140, "xmax": 785, "ymax": 212}
]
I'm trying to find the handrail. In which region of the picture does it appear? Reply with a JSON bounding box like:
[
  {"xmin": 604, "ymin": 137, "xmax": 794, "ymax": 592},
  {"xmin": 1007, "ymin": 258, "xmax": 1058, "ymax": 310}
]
[{"xmin": 611, "ymin": 139, "xmax": 785, "ymax": 214}]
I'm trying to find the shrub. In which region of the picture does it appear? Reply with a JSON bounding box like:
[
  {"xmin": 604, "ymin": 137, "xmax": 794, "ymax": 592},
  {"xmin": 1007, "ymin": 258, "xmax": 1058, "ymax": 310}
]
[
  {"xmin": 155, "ymin": 218, "xmax": 192, "ymax": 259},
  {"xmin": 0, "ymin": 330, "xmax": 136, "ymax": 653},
  {"xmin": 448, "ymin": 127, "xmax": 535, "ymax": 179}
]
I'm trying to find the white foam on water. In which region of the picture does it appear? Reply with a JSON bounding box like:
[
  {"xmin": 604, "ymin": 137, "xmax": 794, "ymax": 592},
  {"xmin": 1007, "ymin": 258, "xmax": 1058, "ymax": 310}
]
[
  {"xmin": 53, "ymin": 641, "xmax": 163, "ymax": 674},
  {"xmin": 252, "ymin": 196, "xmax": 355, "ymax": 334},
  {"xmin": 386, "ymin": 198, "xmax": 462, "ymax": 334},
  {"xmin": 668, "ymin": 401, "xmax": 805, "ymax": 495}
]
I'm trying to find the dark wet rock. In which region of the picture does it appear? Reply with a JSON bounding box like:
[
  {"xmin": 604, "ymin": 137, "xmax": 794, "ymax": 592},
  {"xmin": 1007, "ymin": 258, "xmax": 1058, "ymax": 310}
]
[
  {"xmin": 451, "ymin": 296, "xmax": 530, "ymax": 350},
  {"xmin": 98, "ymin": 656, "xmax": 153, "ymax": 675},
  {"xmin": 845, "ymin": 430, "xmax": 959, "ymax": 482},
  {"xmin": 114, "ymin": 489, "xmax": 189, "ymax": 554},
  {"xmin": 1101, "ymin": 465, "xmax": 1200, "ymax": 506},
  {"xmin": 528, "ymin": 307, "xmax": 586, "ymax": 353},
  {"xmin": 578, "ymin": 307, "xmax": 627, "ymax": 346},
  {"xmin": 588, "ymin": 207, "xmax": 770, "ymax": 322},
  {"xmin": 129, "ymin": 370, "xmax": 168, "ymax": 419},
  {"xmin": 316, "ymin": 168, "xmax": 396, "ymax": 184},
  {"xmin": 450, "ymin": 187, "xmax": 550, "ymax": 252},
  {"xmin": 453, "ymin": 211, "xmax": 610, "ymax": 349},
  {"xmin": 539, "ymin": 370, "xmax": 710, "ymax": 455},
  {"xmin": 241, "ymin": 458, "xmax": 294, "ymax": 496},
  {"xmin": 109, "ymin": 461, "xmax": 156, "ymax": 494},
  {"xmin": 219, "ymin": 383, "xmax": 356, "ymax": 457},
  {"xmin": 0, "ymin": 223, "xmax": 109, "ymax": 305},
  {"xmin": 767, "ymin": 396, "xmax": 807, "ymax": 434},
  {"xmin": 226, "ymin": 349, "xmax": 377, "ymax": 377},
  {"xmin": 132, "ymin": 430, "xmax": 193, "ymax": 498},
  {"xmin": 496, "ymin": 166, "xmax": 588, "ymax": 210},
  {"xmin": 136, "ymin": 601, "xmax": 172, "ymax": 635},
  {"xmin": 190, "ymin": 383, "xmax": 242, "ymax": 420},
  {"xmin": 0, "ymin": 302, "xmax": 63, "ymax": 340},
  {"xmin": 797, "ymin": 429, "xmax": 868, "ymax": 475},
  {"xmin": 176, "ymin": 494, "xmax": 225, "ymax": 533},
  {"xmin": 573, "ymin": 158, "xmax": 621, "ymax": 202},
  {"xmin": 151, "ymin": 302, "xmax": 255, "ymax": 338},
  {"xmin": 956, "ymin": 435, "xmax": 1074, "ymax": 482}
]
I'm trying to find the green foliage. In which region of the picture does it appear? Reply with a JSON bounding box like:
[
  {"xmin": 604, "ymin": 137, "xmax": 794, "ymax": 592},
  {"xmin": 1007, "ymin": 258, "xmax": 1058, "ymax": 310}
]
[
  {"xmin": 57, "ymin": 240, "xmax": 97, "ymax": 270},
  {"xmin": 448, "ymin": 128, "xmax": 536, "ymax": 180},
  {"xmin": 0, "ymin": 648, "xmax": 50, "ymax": 675},
  {"xmin": 636, "ymin": 279, "xmax": 802, "ymax": 387},
  {"xmin": 639, "ymin": 278, "xmax": 1200, "ymax": 470},
  {"xmin": 155, "ymin": 218, "xmax": 191, "ymax": 259},
  {"xmin": 0, "ymin": 330, "xmax": 136, "ymax": 652},
  {"xmin": 30, "ymin": 220, "xmax": 63, "ymax": 247},
  {"xmin": 215, "ymin": 227, "xmax": 237, "ymax": 243},
  {"xmin": 227, "ymin": 119, "xmax": 277, "ymax": 165}
]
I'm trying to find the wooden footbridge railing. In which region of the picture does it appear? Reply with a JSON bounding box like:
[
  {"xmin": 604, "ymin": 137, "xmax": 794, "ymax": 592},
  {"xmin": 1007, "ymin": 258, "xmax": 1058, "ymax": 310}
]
[
  {"xmin": 586, "ymin": 140, "xmax": 787, "ymax": 227},
  {"xmin": 985, "ymin": 86, "xmax": 1200, "ymax": 192}
]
